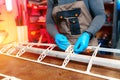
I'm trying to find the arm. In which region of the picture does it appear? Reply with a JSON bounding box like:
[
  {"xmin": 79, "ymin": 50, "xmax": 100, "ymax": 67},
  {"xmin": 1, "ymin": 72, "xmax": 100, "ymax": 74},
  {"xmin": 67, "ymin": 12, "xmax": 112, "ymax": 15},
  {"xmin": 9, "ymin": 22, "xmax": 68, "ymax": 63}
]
[
  {"xmin": 74, "ymin": 0, "xmax": 106, "ymax": 53},
  {"xmin": 46, "ymin": 0, "xmax": 70, "ymax": 50},
  {"xmin": 86, "ymin": 0, "xmax": 106, "ymax": 36},
  {"xmin": 46, "ymin": 0, "xmax": 59, "ymax": 37}
]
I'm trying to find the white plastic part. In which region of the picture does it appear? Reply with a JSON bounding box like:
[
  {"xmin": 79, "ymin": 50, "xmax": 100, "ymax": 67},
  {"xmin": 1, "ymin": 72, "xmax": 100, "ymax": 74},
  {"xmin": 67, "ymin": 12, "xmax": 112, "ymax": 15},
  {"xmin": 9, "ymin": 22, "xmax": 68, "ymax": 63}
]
[
  {"xmin": 0, "ymin": 42, "xmax": 120, "ymax": 80},
  {"xmin": 16, "ymin": 44, "xmax": 33, "ymax": 57},
  {"xmin": 62, "ymin": 45, "xmax": 74, "ymax": 67},
  {"xmin": 20, "ymin": 42, "xmax": 120, "ymax": 54},
  {"xmin": 16, "ymin": 44, "xmax": 120, "ymax": 69},
  {"xmin": 86, "ymin": 44, "xmax": 101, "ymax": 72},
  {"xmin": 0, "ymin": 44, "xmax": 13, "ymax": 53},
  {"xmin": 0, "ymin": 73, "xmax": 21, "ymax": 80},
  {"xmin": 37, "ymin": 44, "xmax": 56, "ymax": 62},
  {"xmin": 16, "ymin": 47, "xmax": 26, "ymax": 57},
  {"xmin": 5, "ymin": 0, "xmax": 13, "ymax": 12},
  {"xmin": 6, "ymin": 47, "xmax": 16, "ymax": 55}
]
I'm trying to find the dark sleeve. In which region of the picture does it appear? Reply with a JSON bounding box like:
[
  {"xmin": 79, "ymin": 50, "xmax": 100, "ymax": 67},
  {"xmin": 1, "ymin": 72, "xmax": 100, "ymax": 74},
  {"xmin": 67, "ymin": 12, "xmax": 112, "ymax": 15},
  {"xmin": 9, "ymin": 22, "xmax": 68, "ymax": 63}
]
[
  {"xmin": 46, "ymin": 0, "xmax": 59, "ymax": 37},
  {"xmin": 86, "ymin": 0, "xmax": 106, "ymax": 36}
]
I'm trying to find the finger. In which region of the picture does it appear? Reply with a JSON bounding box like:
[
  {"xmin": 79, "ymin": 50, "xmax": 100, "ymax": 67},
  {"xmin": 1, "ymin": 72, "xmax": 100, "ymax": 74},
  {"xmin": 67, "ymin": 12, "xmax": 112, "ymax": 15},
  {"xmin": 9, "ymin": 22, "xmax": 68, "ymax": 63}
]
[
  {"xmin": 58, "ymin": 39, "xmax": 70, "ymax": 45},
  {"xmin": 74, "ymin": 40, "xmax": 81, "ymax": 51},
  {"xmin": 57, "ymin": 43, "xmax": 70, "ymax": 50},
  {"xmin": 75, "ymin": 45, "xmax": 86, "ymax": 53}
]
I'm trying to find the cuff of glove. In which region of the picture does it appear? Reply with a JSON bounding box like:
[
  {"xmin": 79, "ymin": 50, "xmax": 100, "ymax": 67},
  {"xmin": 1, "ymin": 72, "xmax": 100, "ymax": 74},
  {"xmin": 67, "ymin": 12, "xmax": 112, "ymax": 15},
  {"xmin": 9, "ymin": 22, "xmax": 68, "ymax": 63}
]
[{"xmin": 84, "ymin": 31, "xmax": 93, "ymax": 40}]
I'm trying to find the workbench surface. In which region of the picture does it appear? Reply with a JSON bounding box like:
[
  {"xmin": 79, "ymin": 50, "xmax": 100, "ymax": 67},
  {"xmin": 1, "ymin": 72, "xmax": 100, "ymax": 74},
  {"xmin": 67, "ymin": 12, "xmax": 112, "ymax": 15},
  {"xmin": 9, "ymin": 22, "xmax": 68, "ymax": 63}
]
[{"xmin": 0, "ymin": 52, "xmax": 120, "ymax": 80}]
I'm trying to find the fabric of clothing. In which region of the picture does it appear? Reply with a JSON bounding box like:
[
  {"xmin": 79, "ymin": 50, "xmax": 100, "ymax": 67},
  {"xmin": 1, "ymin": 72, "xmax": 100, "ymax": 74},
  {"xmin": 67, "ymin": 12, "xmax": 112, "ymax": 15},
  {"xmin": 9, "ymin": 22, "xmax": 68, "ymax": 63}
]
[
  {"xmin": 52, "ymin": 1, "xmax": 98, "ymax": 45},
  {"xmin": 58, "ymin": 0, "xmax": 76, "ymax": 5},
  {"xmin": 46, "ymin": 0, "xmax": 106, "ymax": 43}
]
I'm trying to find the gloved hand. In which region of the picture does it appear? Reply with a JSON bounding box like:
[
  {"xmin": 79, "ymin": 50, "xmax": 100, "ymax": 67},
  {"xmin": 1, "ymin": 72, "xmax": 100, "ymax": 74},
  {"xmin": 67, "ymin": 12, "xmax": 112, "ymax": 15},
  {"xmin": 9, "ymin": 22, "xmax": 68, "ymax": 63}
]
[
  {"xmin": 74, "ymin": 32, "xmax": 90, "ymax": 54},
  {"xmin": 55, "ymin": 33, "xmax": 70, "ymax": 50},
  {"xmin": 117, "ymin": 0, "xmax": 120, "ymax": 10}
]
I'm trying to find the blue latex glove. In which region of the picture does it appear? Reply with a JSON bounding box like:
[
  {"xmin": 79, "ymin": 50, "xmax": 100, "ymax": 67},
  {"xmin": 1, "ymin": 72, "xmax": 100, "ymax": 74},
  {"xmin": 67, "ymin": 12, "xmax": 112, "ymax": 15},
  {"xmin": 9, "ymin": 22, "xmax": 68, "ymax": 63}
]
[
  {"xmin": 74, "ymin": 32, "xmax": 90, "ymax": 54},
  {"xmin": 55, "ymin": 34, "xmax": 70, "ymax": 50},
  {"xmin": 117, "ymin": 0, "xmax": 120, "ymax": 10}
]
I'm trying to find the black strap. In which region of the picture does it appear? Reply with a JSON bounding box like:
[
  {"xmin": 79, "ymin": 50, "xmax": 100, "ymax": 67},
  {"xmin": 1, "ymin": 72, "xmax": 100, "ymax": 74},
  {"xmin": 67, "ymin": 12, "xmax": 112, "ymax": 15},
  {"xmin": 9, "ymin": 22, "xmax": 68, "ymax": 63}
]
[{"xmin": 53, "ymin": 0, "xmax": 58, "ymax": 6}]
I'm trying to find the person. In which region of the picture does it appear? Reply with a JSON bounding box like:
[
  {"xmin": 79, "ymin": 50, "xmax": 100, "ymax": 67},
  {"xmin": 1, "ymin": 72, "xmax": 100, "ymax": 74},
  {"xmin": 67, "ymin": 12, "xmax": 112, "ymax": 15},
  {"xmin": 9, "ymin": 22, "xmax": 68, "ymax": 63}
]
[{"xmin": 46, "ymin": 0, "xmax": 106, "ymax": 54}]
